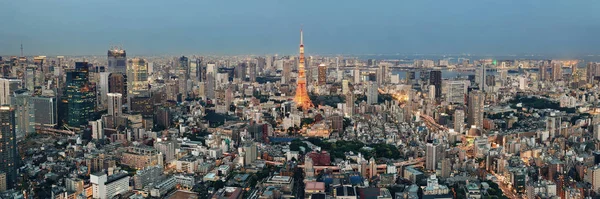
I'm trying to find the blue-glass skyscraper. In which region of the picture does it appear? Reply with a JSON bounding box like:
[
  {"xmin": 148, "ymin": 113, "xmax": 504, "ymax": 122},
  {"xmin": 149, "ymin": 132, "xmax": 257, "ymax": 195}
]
[{"xmin": 64, "ymin": 62, "xmax": 96, "ymax": 127}]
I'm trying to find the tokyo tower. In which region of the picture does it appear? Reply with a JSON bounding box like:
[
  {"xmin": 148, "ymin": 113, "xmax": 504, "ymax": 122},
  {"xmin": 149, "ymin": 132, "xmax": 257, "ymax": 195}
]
[{"xmin": 293, "ymin": 28, "xmax": 313, "ymax": 110}]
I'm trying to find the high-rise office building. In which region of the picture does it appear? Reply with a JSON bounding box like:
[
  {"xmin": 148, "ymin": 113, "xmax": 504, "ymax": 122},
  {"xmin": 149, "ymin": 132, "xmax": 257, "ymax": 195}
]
[
  {"xmin": 243, "ymin": 142, "xmax": 257, "ymax": 166},
  {"xmin": 127, "ymin": 58, "xmax": 149, "ymax": 99},
  {"xmin": 98, "ymin": 72, "xmax": 111, "ymax": 110},
  {"xmin": 107, "ymin": 93, "xmax": 123, "ymax": 118},
  {"xmin": 190, "ymin": 58, "xmax": 202, "ymax": 82},
  {"xmin": 447, "ymin": 81, "xmax": 466, "ymax": 104},
  {"xmin": 65, "ymin": 62, "xmax": 96, "ymax": 127},
  {"xmin": 546, "ymin": 111, "xmax": 561, "ymax": 138},
  {"xmin": 353, "ymin": 67, "xmax": 360, "ymax": 83},
  {"xmin": 454, "ymin": 109, "xmax": 465, "ymax": 133},
  {"xmin": 426, "ymin": 142, "xmax": 443, "ymax": 171},
  {"xmin": 0, "ymin": 78, "xmax": 22, "ymax": 105},
  {"xmin": 205, "ymin": 72, "xmax": 215, "ymax": 99},
  {"xmin": 108, "ymin": 47, "xmax": 127, "ymax": 74},
  {"xmin": 467, "ymin": 90, "xmax": 484, "ymax": 129},
  {"xmin": 11, "ymin": 90, "xmax": 34, "ymax": 140},
  {"xmin": 406, "ymin": 71, "xmax": 416, "ymax": 85},
  {"xmin": 24, "ymin": 65, "xmax": 36, "ymax": 91},
  {"xmin": 249, "ymin": 62, "xmax": 257, "ymax": 82},
  {"xmin": 552, "ymin": 62, "xmax": 562, "ymax": 81},
  {"xmin": 336, "ymin": 57, "xmax": 342, "ymax": 82},
  {"xmin": 377, "ymin": 65, "xmax": 387, "ymax": 85},
  {"xmin": 539, "ymin": 62, "xmax": 548, "ymax": 82},
  {"xmin": 0, "ymin": 105, "xmax": 17, "ymax": 190},
  {"xmin": 235, "ymin": 63, "xmax": 247, "ymax": 81},
  {"xmin": 178, "ymin": 56, "xmax": 189, "ymax": 79},
  {"xmin": 282, "ymin": 61, "xmax": 291, "ymax": 85},
  {"xmin": 429, "ymin": 70, "xmax": 442, "ymax": 100},
  {"xmin": 345, "ymin": 91, "xmax": 354, "ymax": 117},
  {"xmin": 317, "ymin": 63, "xmax": 327, "ymax": 86},
  {"xmin": 31, "ymin": 93, "xmax": 57, "ymax": 128},
  {"xmin": 108, "ymin": 72, "xmax": 126, "ymax": 101},
  {"xmin": 587, "ymin": 62, "xmax": 600, "ymax": 84},
  {"xmin": 90, "ymin": 119, "xmax": 103, "ymax": 140},
  {"xmin": 367, "ymin": 81, "xmax": 379, "ymax": 105}
]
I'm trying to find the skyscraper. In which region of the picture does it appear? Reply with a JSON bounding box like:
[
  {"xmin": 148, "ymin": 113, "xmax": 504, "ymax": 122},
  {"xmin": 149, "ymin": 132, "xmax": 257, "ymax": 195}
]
[
  {"xmin": 406, "ymin": 71, "xmax": 416, "ymax": 85},
  {"xmin": 376, "ymin": 65, "xmax": 387, "ymax": 85},
  {"xmin": 107, "ymin": 93, "xmax": 123, "ymax": 118},
  {"xmin": 32, "ymin": 93, "xmax": 57, "ymax": 128},
  {"xmin": 0, "ymin": 105, "xmax": 17, "ymax": 190},
  {"xmin": 0, "ymin": 78, "xmax": 22, "ymax": 105},
  {"xmin": 539, "ymin": 62, "xmax": 548, "ymax": 82},
  {"xmin": 367, "ymin": 81, "xmax": 378, "ymax": 105},
  {"xmin": 447, "ymin": 81, "xmax": 466, "ymax": 104},
  {"xmin": 249, "ymin": 62, "xmax": 257, "ymax": 82},
  {"xmin": 345, "ymin": 91, "xmax": 354, "ymax": 117},
  {"xmin": 24, "ymin": 65, "xmax": 36, "ymax": 91},
  {"xmin": 429, "ymin": 70, "xmax": 442, "ymax": 100},
  {"xmin": 293, "ymin": 29, "xmax": 313, "ymax": 110},
  {"xmin": 243, "ymin": 142, "xmax": 257, "ymax": 166},
  {"xmin": 426, "ymin": 142, "xmax": 442, "ymax": 171},
  {"xmin": 546, "ymin": 111, "xmax": 561, "ymax": 138},
  {"xmin": 552, "ymin": 62, "xmax": 562, "ymax": 81},
  {"xmin": 587, "ymin": 62, "xmax": 600, "ymax": 84},
  {"xmin": 178, "ymin": 56, "xmax": 189, "ymax": 79},
  {"xmin": 127, "ymin": 58, "xmax": 149, "ymax": 98},
  {"xmin": 317, "ymin": 63, "xmax": 327, "ymax": 86},
  {"xmin": 108, "ymin": 47, "xmax": 127, "ymax": 74},
  {"xmin": 454, "ymin": 109, "xmax": 465, "ymax": 133},
  {"xmin": 11, "ymin": 90, "xmax": 34, "ymax": 140},
  {"xmin": 467, "ymin": 90, "xmax": 484, "ymax": 129},
  {"xmin": 336, "ymin": 57, "xmax": 342, "ymax": 82},
  {"xmin": 108, "ymin": 72, "xmax": 127, "ymax": 105},
  {"xmin": 98, "ymin": 72, "xmax": 111, "ymax": 110},
  {"xmin": 282, "ymin": 61, "xmax": 291, "ymax": 85},
  {"xmin": 65, "ymin": 62, "xmax": 96, "ymax": 127},
  {"xmin": 235, "ymin": 63, "xmax": 247, "ymax": 81}
]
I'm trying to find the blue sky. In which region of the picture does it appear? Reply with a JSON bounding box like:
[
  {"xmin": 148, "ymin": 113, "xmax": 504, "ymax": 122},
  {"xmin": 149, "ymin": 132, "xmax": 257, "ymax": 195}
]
[{"xmin": 1, "ymin": 0, "xmax": 599, "ymax": 56}]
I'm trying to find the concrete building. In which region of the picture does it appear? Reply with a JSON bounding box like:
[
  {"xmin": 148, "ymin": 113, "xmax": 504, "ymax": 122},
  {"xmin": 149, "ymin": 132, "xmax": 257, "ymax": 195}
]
[
  {"xmin": 133, "ymin": 165, "xmax": 163, "ymax": 190},
  {"xmin": 367, "ymin": 81, "xmax": 378, "ymax": 105},
  {"xmin": 467, "ymin": 90, "xmax": 484, "ymax": 129},
  {"xmin": 90, "ymin": 172, "xmax": 130, "ymax": 199},
  {"xmin": 120, "ymin": 146, "xmax": 164, "ymax": 169}
]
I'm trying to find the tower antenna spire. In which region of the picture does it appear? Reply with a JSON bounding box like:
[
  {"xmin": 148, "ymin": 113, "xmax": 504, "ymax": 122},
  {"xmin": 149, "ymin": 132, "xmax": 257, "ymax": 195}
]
[
  {"xmin": 300, "ymin": 25, "xmax": 303, "ymax": 45},
  {"xmin": 20, "ymin": 41, "xmax": 23, "ymax": 57}
]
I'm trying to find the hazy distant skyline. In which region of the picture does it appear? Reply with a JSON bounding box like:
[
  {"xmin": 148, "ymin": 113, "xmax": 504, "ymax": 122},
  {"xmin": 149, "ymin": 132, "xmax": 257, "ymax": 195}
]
[{"xmin": 1, "ymin": 0, "xmax": 599, "ymax": 56}]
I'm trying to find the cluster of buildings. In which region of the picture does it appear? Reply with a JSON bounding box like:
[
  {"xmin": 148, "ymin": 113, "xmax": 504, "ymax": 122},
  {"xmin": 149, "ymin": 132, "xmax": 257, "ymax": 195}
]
[{"xmin": 2, "ymin": 30, "xmax": 600, "ymax": 199}]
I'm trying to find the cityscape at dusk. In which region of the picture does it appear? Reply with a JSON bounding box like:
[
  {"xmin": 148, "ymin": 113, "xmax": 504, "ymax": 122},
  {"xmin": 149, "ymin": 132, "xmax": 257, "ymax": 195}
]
[{"xmin": 2, "ymin": 1, "xmax": 600, "ymax": 199}]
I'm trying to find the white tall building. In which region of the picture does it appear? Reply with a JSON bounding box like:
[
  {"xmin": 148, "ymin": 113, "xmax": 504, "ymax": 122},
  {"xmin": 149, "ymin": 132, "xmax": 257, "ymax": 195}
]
[
  {"xmin": 426, "ymin": 142, "xmax": 443, "ymax": 171},
  {"xmin": 98, "ymin": 72, "xmax": 111, "ymax": 109},
  {"xmin": 90, "ymin": 119, "xmax": 104, "ymax": 140},
  {"xmin": 91, "ymin": 172, "xmax": 130, "ymax": 199},
  {"xmin": 519, "ymin": 76, "xmax": 527, "ymax": 90},
  {"xmin": 454, "ymin": 109, "xmax": 465, "ymax": 133},
  {"xmin": 342, "ymin": 80, "xmax": 349, "ymax": 94},
  {"xmin": 354, "ymin": 68, "xmax": 360, "ymax": 83},
  {"xmin": 367, "ymin": 82, "xmax": 378, "ymax": 105},
  {"xmin": 546, "ymin": 111, "xmax": 561, "ymax": 138},
  {"xmin": 107, "ymin": 93, "xmax": 122, "ymax": 118},
  {"xmin": 0, "ymin": 78, "xmax": 22, "ymax": 105},
  {"xmin": 447, "ymin": 81, "xmax": 466, "ymax": 104}
]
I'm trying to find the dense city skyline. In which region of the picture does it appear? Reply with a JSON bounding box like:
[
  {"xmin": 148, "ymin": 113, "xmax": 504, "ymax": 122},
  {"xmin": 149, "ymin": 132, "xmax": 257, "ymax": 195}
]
[
  {"xmin": 2, "ymin": 0, "xmax": 600, "ymax": 56},
  {"xmin": 4, "ymin": 1, "xmax": 600, "ymax": 199}
]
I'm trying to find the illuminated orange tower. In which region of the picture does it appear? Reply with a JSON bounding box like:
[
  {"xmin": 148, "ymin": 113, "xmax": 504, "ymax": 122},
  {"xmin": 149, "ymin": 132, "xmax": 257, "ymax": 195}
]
[{"xmin": 293, "ymin": 28, "xmax": 313, "ymax": 110}]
